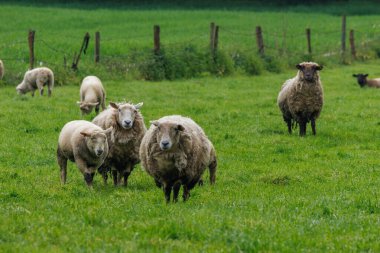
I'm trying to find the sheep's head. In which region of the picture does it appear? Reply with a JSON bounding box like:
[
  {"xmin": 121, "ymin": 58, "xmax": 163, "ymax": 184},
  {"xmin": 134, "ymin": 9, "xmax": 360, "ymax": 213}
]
[
  {"xmin": 110, "ymin": 102, "xmax": 143, "ymax": 130},
  {"xmin": 80, "ymin": 127, "xmax": 112, "ymax": 157},
  {"xmin": 77, "ymin": 101, "xmax": 99, "ymax": 115},
  {"xmin": 352, "ymin": 73, "xmax": 368, "ymax": 87},
  {"xmin": 16, "ymin": 83, "xmax": 27, "ymax": 95},
  {"xmin": 151, "ymin": 120, "xmax": 185, "ymax": 151},
  {"xmin": 296, "ymin": 62, "xmax": 323, "ymax": 82}
]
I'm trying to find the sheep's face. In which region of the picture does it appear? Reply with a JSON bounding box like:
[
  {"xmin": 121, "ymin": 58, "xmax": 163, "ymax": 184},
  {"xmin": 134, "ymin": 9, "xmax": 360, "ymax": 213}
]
[
  {"xmin": 296, "ymin": 62, "xmax": 323, "ymax": 82},
  {"xmin": 151, "ymin": 121, "xmax": 185, "ymax": 151},
  {"xmin": 352, "ymin": 73, "xmax": 368, "ymax": 87},
  {"xmin": 81, "ymin": 131, "xmax": 108, "ymax": 157},
  {"xmin": 16, "ymin": 83, "xmax": 27, "ymax": 95},
  {"xmin": 110, "ymin": 102, "xmax": 143, "ymax": 130},
  {"xmin": 77, "ymin": 101, "xmax": 99, "ymax": 115}
]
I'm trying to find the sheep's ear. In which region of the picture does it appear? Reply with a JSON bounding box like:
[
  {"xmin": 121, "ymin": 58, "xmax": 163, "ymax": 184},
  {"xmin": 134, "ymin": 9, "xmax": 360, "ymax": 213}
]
[
  {"xmin": 364, "ymin": 74, "xmax": 369, "ymax": 77},
  {"xmin": 150, "ymin": 120, "xmax": 159, "ymax": 127},
  {"xmin": 316, "ymin": 65, "xmax": 323, "ymax": 71},
  {"xmin": 80, "ymin": 131, "xmax": 91, "ymax": 137},
  {"xmin": 103, "ymin": 126, "xmax": 113, "ymax": 134},
  {"xmin": 176, "ymin": 124, "xmax": 185, "ymax": 131},
  {"xmin": 109, "ymin": 102, "xmax": 119, "ymax": 109},
  {"xmin": 353, "ymin": 74, "xmax": 357, "ymax": 77},
  {"xmin": 296, "ymin": 64, "xmax": 302, "ymax": 70},
  {"xmin": 134, "ymin": 102, "xmax": 143, "ymax": 110}
]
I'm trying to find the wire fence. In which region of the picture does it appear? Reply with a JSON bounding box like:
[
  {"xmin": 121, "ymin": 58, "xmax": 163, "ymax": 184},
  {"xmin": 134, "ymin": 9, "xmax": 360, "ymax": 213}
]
[{"xmin": 1, "ymin": 17, "xmax": 380, "ymax": 82}]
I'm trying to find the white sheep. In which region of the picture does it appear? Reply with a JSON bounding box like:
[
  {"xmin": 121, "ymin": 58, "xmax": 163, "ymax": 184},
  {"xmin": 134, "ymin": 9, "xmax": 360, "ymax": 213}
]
[
  {"xmin": 352, "ymin": 73, "xmax": 380, "ymax": 88},
  {"xmin": 92, "ymin": 101, "xmax": 146, "ymax": 186},
  {"xmin": 277, "ymin": 62, "xmax": 324, "ymax": 136},
  {"xmin": 16, "ymin": 67, "xmax": 54, "ymax": 96},
  {"xmin": 57, "ymin": 120, "xmax": 112, "ymax": 187},
  {"xmin": 77, "ymin": 76, "xmax": 106, "ymax": 115},
  {"xmin": 139, "ymin": 115, "xmax": 217, "ymax": 203},
  {"xmin": 0, "ymin": 60, "xmax": 4, "ymax": 80}
]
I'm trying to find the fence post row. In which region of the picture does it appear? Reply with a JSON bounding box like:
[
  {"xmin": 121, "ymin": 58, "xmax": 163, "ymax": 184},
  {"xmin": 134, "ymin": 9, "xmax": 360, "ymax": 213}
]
[
  {"xmin": 341, "ymin": 15, "xmax": 346, "ymax": 53},
  {"xmin": 154, "ymin": 25, "xmax": 160, "ymax": 54},
  {"xmin": 28, "ymin": 30, "xmax": 35, "ymax": 70},
  {"xmin": 71, "ymin": 32, "xmax": 90, "ymax": 70},
  {"xmin": 306, "ymin": 28, "xmax": 312, "ymax": 54},
  {"xmin": 349, "ymin": 29, "xmax": 356, "ymax": 59},
  {"xmin": 255, "ymin": 26, "xmax": 264, "ymax": 56},
  {"xmin": 95, "ymin": 31, "xmax": 100, "ymax": 63}
]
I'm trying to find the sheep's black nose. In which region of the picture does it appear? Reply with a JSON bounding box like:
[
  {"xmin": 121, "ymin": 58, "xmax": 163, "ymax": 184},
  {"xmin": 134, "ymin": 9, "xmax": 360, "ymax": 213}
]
[
  {"xmin": 161, "ymin": 141, "xmax": 169, "ymax": 147},
  {"xmin": 96, "ymin": 149, "xmax": 103, "ymax": 156},
  {"xmin": 124, "ymin": 120, "xmax": 131, "ymax": 125}
]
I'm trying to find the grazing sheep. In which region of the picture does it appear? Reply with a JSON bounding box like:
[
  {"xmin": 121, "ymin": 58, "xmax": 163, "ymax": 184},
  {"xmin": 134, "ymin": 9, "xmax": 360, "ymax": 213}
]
[
  {"xmin": 352, "ymin": 73, "xmax": 380, "ymax": 88},
  {"xmin": 139, "ymin": 115, "xmax": 217, "ymax": 203},
  {"xmin": 92, "ymin": 101, "xmax": 146, "ymax": 186},
  {"xmin": 0, "ymin": 60, "xmax": 4, "ymax": 79},
  {"xmin": 277, "ymin": 62, "xmax": 324, "ymax": 136},
  {"xmin": 16, "ymin": 67, "xmax": 54, "ymax": 96},
  {"xmin": 57, "ymin": 120, "xmax": 112, "ymax": 187},
  {"xmin": 77, "ymin": 76, "xmax": 106, "ymax": 115}
]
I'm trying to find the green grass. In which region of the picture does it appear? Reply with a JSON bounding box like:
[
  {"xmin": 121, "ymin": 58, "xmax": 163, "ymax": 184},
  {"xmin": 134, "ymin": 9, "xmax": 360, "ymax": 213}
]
[
  {"xmin": 1, "ymin": 3, "xmax": 380, "ymax": 82},
  {"xmin": 1, "ymin": 59, "xmax": 380, "ymax": 252}
]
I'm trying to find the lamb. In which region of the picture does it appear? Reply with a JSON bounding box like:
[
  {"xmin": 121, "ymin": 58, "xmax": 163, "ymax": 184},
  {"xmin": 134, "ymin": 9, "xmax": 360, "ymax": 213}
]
[
  {"xmin": 77, "ymin": 76, "xmax": 106, "ymax": 115},
  {"xmin": 0, "ymin": 60, "xmax": 4, "ymax": 79},
  {"xmin": 16, "ymin": 67, "xmax": 54, "ymax": 96},
  {"xmin": 139, "ymin": 115, "xmax": 217, "ymax": 203},
  {"xmin": 92, "ymin": 101, "xmax": 146, "ymax": 186},
  {"xmin": 277, "ymin": 62, "xmax": 324, "ymax": 136},
  {"xmin": 57, "ymin": 120, "xmax": 112, "ymax": 187},
  {"xmin": 352, "ymin": 73, "xmax": 380, "ymax": 88}
]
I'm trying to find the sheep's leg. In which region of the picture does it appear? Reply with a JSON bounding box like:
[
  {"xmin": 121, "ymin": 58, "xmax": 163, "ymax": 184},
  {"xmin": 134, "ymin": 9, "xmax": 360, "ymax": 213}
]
[
  {"xmin": 311, "ymin": 119, "xmax": 316, "ymax": 135},
  {"xmin": 173, "ymin": 182, "xmax": 181, "ymax": 203},
  {"xmin": 154, "ymin": 178, "xmax": 162, "ymax": 188},
  {"xmin": 84, "ymin": 172, "xmax": 95, "ymax": 187},
  {"xmin": 123, "ymin": 171, "xmax": 131, "ymax": 187},
  {"xmin": 36, "ymin": 80, "xmax": 44, "ymax": 96},
  {"xmin": 299, "ymin": 120, "xmax": 307, "ymax": 136},
  {"xmin": 57, "ymin": 152, "xmax": 67, "ymax": 185},
  {"xmin": 47, "ymin": 80, "xmax": 52, "ymax": 97},
  {"xmin": 95, "ymin": 105, "xmax": 100, "ymax": 115},
  {"xmin": 31, "ymin": 90, "xmax": 35, "ymax": 97},
  {"xmin": 198, "ymin": 179, "xmax": 204, "ymax": 186},
  {"xmin": 112, "ymin": 170, "xmax": 118, "ymax": 186},
  {"xmin": 209, "ymin": 158, "xmax": 217, "ymax": 185},
  {"xmin": 283, "ymin": 116, "xmax": 292, "ymax": 134},
  {"xmin": 98, "ymin": 165, "xmax": 108, "ymax": 185},
  {"xmin": 182, "ymin": 185, "xmax": 190, "ymax": 201},
  {"xmin": 163, "ymin": 183, "xmax": 172, "ymax": 203}
]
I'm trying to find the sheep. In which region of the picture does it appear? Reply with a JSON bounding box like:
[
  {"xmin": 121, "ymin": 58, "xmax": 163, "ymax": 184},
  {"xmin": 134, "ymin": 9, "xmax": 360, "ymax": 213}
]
[
  {"xmin": 277, "ymin": 62, "xmax": 324, "ymax": 136},
  {"xmin": 0, "ymin": 60, "xmax": 4, "ymax": 80},
  {"xmin": 92, "ymin": 101, "xmax": 146, "ymax": 186},
  {"xmin": 139, "ymin": 115, "xmax": 217, "ymax": 203},
  {"xmin": 352, "ymin": 73, "xmax": 380, "ymax": 88},
  {"xmin": 57, "ymin": 120, "xmax": 112, "ymax": 187},
  {"xmin": 16, "ymin": 67, "xmax": 54, "ymax": 96},
  {"xmin": 76, "ymin": 76, "xmax": 106, "ymax": 115}
]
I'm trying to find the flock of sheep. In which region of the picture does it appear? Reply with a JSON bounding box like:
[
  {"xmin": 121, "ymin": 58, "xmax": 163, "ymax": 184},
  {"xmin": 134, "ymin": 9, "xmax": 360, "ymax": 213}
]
[{"xmin": 0, "ymin": 59, "xmax": 377, "ymax": 202}]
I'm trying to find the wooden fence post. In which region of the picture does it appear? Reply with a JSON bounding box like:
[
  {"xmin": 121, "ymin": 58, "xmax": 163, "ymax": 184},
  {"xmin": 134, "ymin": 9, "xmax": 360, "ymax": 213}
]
[
  {"xmin": 349, "ymin": 29, "xmax": 356, "ymax": 59},
  {"xmin": 95, "ymin": 31, "xmax": 100, "ymax": 63},
  {"xmin": 306, "ymin": 28, "xmax": 312, "ymax": 54},
  {"xmin": 210, "ymin": 22, "xmax": 216, "ymax": 53},
  {"xmin": 341, "ymin": 15, "xmax": 346, "ymax": 53},
  {"xmin": 71, "ymin": 32, "xmax": 90, "ymax": 70},
  {"xmin": 154, "ymin": 25, "xmax": 160, "ymax": 54},
  {"xmin": 28, "ymin": 30, "xmax": 35, "ymax": 69},
  {"xmin": 213, "ymin": 25, "xmax": 219, "ymax": 54},
  {"xmin": 255, "ymin": 26, "xmax": 264, "ymax": 56}
]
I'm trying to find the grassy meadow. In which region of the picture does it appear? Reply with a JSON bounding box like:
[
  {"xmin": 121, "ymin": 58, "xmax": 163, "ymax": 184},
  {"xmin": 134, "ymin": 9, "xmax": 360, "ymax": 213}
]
[
  {"xmin": 1, "ymin": 61, "xmax": 380, "ymax": 252},
  {"xmin": 1, "ymin": 2, "xmax": 380, "ymax": 252}
]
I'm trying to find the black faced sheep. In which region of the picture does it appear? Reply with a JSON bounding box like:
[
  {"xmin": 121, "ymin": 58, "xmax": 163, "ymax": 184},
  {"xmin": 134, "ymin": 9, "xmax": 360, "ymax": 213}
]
[
  {"xmin": 352, "ymin": 73, "xmax": 380, "ymax": 88},
  {"xmin": 139, "ymin": 115, "xmax": 217, "ymax": 203},
  {"xmin": 277, "ymin": 62, "xmax": 324, "ymax": 136}
]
